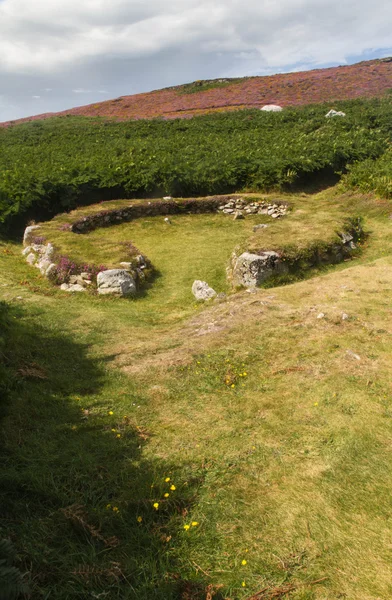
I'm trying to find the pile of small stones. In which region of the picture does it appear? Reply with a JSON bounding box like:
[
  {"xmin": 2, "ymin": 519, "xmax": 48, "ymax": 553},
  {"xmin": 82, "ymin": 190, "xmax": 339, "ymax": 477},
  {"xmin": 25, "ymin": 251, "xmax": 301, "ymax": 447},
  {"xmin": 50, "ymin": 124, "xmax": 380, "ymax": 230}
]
[
  {"xmin": 217, "ymin": 198, "xmax": 288, "ymax": 219},
  {"xmin": 60, "ymin": 273, "xmax": 92, "ymax": 293}
]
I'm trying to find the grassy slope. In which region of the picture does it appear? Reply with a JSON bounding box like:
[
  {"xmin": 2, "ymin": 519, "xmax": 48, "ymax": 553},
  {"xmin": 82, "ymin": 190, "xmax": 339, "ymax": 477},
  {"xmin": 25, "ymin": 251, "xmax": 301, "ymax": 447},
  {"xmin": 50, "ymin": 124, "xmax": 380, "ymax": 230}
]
[
  {"xmin": 2, "ymin": 187, "xmax": 392, "ymax": 599},
  {"xmin": 1, "ymin": 58, "xmax": 392, "ymax": 126}
]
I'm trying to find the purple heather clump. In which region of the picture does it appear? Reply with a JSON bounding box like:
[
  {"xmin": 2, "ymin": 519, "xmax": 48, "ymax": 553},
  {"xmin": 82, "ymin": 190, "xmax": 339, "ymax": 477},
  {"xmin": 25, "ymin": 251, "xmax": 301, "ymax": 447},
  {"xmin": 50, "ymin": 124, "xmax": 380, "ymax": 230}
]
[
  {"xmin": 54, "ymin": 256, "xmax": 107, "ymax": 284},
  {"xmin": 31, "ymin": 236, "xmax": 46, "ymax": 245}
]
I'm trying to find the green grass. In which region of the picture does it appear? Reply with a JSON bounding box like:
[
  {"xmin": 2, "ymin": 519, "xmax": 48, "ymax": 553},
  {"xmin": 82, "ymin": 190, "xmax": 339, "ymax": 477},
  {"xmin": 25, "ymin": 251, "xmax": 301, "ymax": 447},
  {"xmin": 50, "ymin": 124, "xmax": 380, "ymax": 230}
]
[{"xmin": 2, "ymin": 186, "xmax": 392, "ymax": 599}]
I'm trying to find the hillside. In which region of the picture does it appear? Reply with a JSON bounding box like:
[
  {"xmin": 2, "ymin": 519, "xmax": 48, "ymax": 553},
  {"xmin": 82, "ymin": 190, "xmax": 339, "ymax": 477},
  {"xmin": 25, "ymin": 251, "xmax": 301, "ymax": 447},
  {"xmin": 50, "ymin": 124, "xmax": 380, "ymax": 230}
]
[
  {"xmin": 1, "ymin": 57, "xmax": 392, "ymax": 127},
  {"xmin": 1, "ymin": 52, "xmax": 392, "ymax": 600}
]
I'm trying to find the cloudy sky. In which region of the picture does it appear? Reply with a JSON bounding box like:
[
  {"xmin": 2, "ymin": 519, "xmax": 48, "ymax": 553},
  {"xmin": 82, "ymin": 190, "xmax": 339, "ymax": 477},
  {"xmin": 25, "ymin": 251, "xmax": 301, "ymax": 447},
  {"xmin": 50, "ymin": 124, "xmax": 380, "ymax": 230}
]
[{"xmin": 0, "ymin": 0, "xmax": 391, "ymax": 122}]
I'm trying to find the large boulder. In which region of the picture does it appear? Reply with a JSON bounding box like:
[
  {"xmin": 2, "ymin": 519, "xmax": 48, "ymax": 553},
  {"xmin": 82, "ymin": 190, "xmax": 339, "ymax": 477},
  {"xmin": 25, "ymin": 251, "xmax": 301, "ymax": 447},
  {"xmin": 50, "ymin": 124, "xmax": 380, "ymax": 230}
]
[
  {"xmin": 97, "ymin": 269, "xmax": 137, "ymax": 297},
  {"xmin": 23, "ymin": 225, "xmax": 41, "ymax": 246},
  {"xmin": 192, "ymin": 280, "xmax": 217, "ymax": 301},
  {"xmin": 232, "ymin": 251, "xmax": 287, "ymax": 288}
]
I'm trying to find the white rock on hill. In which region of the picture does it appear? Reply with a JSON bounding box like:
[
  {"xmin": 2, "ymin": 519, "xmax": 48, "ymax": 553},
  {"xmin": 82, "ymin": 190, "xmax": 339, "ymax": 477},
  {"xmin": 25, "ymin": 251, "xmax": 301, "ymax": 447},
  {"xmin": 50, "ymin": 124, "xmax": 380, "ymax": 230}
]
[
  {"xmin": 192, "ymin": 280, "xmax": 217, "ymax": 301},
  {"xmin": 97, "ymin": 269, "xmax": 137, "ymax": 297},
  {"xmin": 260, "ymin": 105, "xmax": 283, "ymax": 112},
  {"xmin": 325, "ymin": 109, "xmax": 346, "ymax": 118}
]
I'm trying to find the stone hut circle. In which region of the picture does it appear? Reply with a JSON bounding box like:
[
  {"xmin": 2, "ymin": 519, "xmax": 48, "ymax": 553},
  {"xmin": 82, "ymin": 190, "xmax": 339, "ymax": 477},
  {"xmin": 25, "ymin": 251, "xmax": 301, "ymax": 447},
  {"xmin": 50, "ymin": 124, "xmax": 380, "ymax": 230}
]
[{"xmin": 21, "ymin": 194, "xmax": 361, "ymax": 299}]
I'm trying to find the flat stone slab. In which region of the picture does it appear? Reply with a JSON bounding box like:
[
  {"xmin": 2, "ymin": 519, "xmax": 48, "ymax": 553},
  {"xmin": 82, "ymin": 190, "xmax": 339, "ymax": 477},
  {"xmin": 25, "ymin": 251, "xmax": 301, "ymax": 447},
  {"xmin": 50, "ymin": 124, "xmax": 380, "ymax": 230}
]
[{"xmin": 60, "ymin": 283, "xmax": 86, "ymax": 293}]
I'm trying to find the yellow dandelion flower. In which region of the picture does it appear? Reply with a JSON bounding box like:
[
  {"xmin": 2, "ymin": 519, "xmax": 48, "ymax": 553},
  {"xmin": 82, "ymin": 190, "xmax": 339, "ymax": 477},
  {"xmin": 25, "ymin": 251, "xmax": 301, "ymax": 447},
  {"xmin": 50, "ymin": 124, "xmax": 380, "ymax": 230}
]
[
  {"xmin": 241, "ymin": 559, "xmax": 247, "ymax": 566},
  {"xmin": 106, "ymin": 503, "xmax": 111, "ymax": 509},
  {"xmin": 183, "ymin": 524, "xmax": 190, "ymax": 531},
  {"xmin": 153, "ymin": 502, "xmax": 159, "ymax": 510},
  {"xmin": 314, "ymin": 402, "xmax": 318, "ymax": 406},
  {"xmin": 191, "ymin": 521, "xmax": 199, "ymax": 527},
  {"xmin": 111, "ymin": 428, "xmax": 116, "ymax": 432},
  {"xmin": 231, "ymin": 384, "xmax": 235, "ymax": 388},
  {"xmin": 137, "ymin": 516, "xmax": 143, "ymax": 523},
  {"xmin": 164, "ymin": 493, "xmax": 169, "ymax": 498},
  {"xmin": 112, "ymin": 506, "xmax": 119, "ymax": 512},
  {"xmin": 242, "ymin": 581, "xmax": 246, "ymax": 587},
  {"xmin": 165, "ymin": 477, "xmax": 170, "ymax": 482},
  {"xmin": 170, "ymin": 485, "xmax": 176, "ymax": 491},
  {"xmin": 243, "ymin": 372, "xmax": 247, "ymax": 376},
  {"xmin": 108, "ymin": 411, "xmax": 114, "ymax": 416},
  {"xmin": 116, "ymin": 434, "xmax": 121, "ymax": 438}
]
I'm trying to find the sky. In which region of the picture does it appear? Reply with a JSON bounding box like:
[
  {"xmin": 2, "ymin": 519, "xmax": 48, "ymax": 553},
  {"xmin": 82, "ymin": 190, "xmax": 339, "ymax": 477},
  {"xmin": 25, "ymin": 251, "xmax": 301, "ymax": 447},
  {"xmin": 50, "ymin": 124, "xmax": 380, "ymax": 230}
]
[{"xmin": 0, "ymin": 0, "xmax": 391, "ymax": 122}]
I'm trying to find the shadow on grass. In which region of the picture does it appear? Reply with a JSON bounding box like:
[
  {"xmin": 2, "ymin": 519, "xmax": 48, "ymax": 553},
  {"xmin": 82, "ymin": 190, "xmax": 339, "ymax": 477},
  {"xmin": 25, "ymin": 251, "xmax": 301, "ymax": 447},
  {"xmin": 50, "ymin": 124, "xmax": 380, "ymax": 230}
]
[
  {"xmin": 283, "ymin": 167, "xmax": 341, "ymax": 194},
  {"xmin": 0, "ymin": 303, "xmax": 218, "ymax": 600}
]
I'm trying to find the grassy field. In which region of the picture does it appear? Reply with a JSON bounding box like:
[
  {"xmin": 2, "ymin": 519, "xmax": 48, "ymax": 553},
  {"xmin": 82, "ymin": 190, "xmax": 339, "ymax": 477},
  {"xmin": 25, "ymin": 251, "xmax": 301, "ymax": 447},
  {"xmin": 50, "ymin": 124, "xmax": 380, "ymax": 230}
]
[{"xmin": 2, "ymin": 186, "xmax": 392, "ymax": 599}]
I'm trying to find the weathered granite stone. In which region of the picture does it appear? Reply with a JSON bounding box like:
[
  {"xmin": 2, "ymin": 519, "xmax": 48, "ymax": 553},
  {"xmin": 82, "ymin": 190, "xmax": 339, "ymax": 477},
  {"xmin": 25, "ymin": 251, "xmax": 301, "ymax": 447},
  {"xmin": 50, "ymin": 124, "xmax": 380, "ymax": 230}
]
[
  {"xmin": 253, "ymin": 224, "xmax": 268, "ymax": 232},
  {"xmin": 23, "ymin": 225, "xmax": 41, "ymax": 246},
  {"xmin": 97, "ymin": 269, "xmax": 137, "ymax": 297},
  {"xmin": 26, "ymin": 253, "xmax": 36, "ymax": 265},
  {"xmin": 192, "ymin": 280, "xmax": 217, "ymax": 301},
  {"xmin": 60, "ymin": 283, "xmax": 86, "ymax": 293},
  {"xmin": 45, "ymin": 264, "xmax": 57, "ymax": 281},
  {"xmin": 232, "ymin": 251, "xmax": 287, "ymax": 288},
  {"xmin": 37, "ymin": 259, "xmax": 52, "ymax": 275}
]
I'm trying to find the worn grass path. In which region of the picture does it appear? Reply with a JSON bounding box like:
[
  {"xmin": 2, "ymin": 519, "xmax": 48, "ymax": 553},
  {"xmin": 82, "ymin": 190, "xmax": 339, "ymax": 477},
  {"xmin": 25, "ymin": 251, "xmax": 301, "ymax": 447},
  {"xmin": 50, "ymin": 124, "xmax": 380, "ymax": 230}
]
[{"xmin": 1, "ymin": 187, "xmax": 392, "ymax": 599}]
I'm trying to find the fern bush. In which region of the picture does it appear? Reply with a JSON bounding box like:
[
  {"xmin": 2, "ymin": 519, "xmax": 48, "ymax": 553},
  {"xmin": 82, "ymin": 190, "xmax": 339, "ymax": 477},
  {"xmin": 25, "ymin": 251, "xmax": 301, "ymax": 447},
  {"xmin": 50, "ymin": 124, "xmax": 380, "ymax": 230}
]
[
  {"xmin": 0, "ymin": 539, "xmax": 28, "ymax": 600},
  {"xmin": 0, "ymin": 97, "xmax": 391, "ymax": 230}
]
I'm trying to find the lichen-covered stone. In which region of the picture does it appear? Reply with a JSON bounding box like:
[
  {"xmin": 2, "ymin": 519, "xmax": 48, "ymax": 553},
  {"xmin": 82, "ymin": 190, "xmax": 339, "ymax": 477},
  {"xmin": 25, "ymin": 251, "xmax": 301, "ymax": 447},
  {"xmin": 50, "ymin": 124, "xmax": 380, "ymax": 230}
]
[
  {"xmin": 192, "ymin": 280, "xmax": 217, "ymax": 301},
  {"xmin": 23, "ymin": 225, "xmax": 41, "ymax": 246},
  {"xmin": 60, "ymin": 283, "xmax": 86, "ymax": 293},
  {"xmin": 26, "ymin": 253, "xmax": 36, "ymax": 265},
  {"xmin": 232, "ymin": 251, "xmax": 287, "ymax": 288},
  {"xmin": 97, "ymin": 269, "xmax": 137, "ymax": 297},
  {"xmin": 45, "ymin": 264, "xmax": 58, "ymax": 281}
]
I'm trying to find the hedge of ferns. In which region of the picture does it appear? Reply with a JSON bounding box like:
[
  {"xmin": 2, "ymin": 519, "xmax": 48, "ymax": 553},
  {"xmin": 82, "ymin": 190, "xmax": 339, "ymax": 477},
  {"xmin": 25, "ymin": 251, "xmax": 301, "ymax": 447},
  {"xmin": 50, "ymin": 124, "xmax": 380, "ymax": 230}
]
[{"xmin": 0, "ymin": 97, "xmax": 391, "ymax": 230}]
